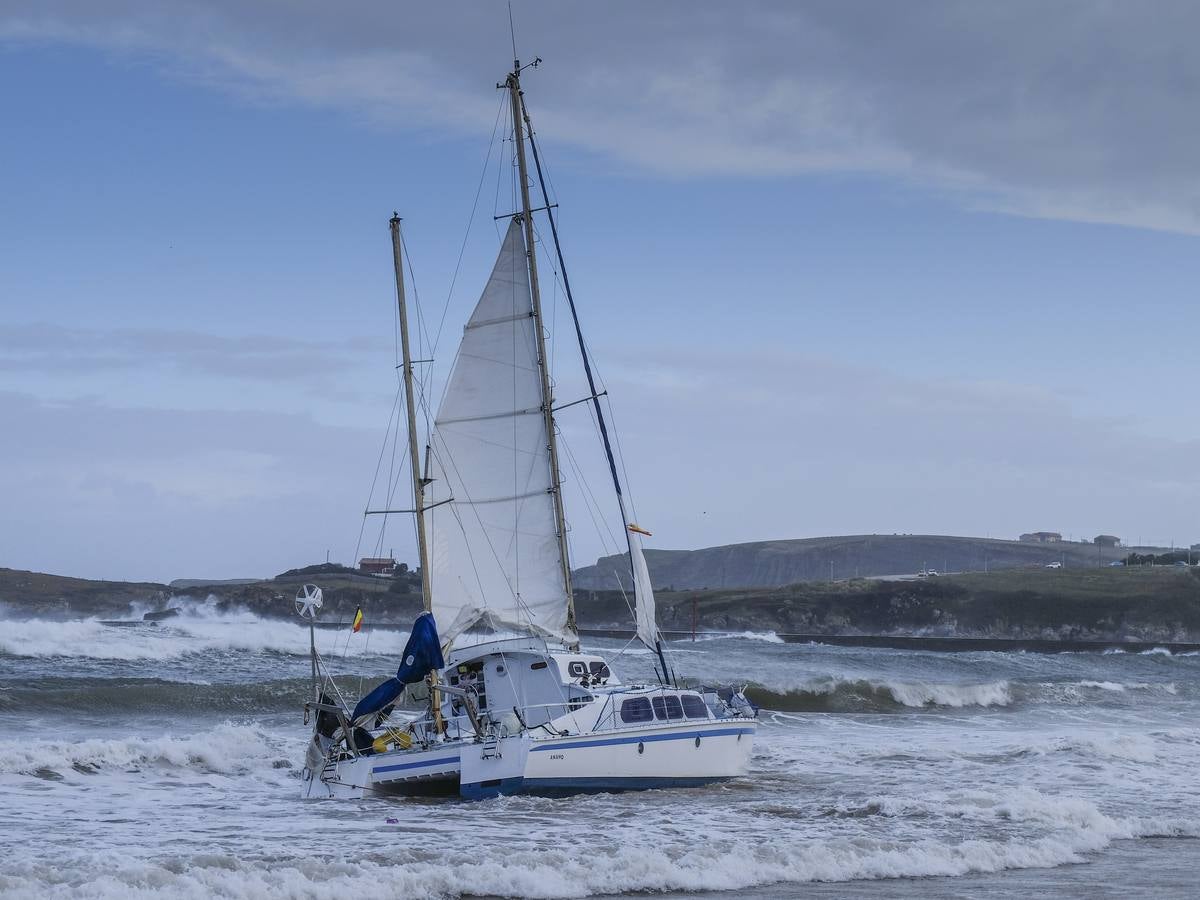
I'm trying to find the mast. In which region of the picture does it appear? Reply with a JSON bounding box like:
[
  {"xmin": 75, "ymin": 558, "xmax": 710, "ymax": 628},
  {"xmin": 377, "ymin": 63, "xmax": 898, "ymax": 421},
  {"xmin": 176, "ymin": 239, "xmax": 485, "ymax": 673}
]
[
  {"xmin": 506, "ymin": 61, "xmax": 577, "ymax": 640},
  {"xmin": 389, "ymin": 214, "xmax": 432, "ymax": 613}
]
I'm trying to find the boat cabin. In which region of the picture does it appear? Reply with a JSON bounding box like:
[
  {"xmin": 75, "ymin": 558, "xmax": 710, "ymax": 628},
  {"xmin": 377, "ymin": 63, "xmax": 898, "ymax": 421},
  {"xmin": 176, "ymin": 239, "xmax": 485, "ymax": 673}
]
[
  {"xmin": 442, "ymin": 637, "xmax": 620, "ymax": 733},
  {"xmin": 436, "ymin": 637, "xmax": 730, "ymax": 742}
]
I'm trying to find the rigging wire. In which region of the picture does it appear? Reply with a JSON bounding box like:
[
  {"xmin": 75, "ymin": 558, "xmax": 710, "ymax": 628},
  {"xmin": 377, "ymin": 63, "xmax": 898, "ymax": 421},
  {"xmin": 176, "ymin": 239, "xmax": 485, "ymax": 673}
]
[
  {"xmin": 522, "ymin": 99, "xmax": 674, "ymax": 682},
  {"xmin": 424, "ymin": 90, "xmax": 508, "ymax": 359},
  {"xmin": 357, "ymin": 93, "xmax": 510, "ymax": 588},
  {"xmin": 560, "ymin": 433, "xmax": 637, "ymax": 623},
  {"xmin": 353, "ymin": 387, "xmax": 403, "ymax": 565},
  {"xmin": 372, "ymin": 443, "xmax": 412, "ymax": 560}
]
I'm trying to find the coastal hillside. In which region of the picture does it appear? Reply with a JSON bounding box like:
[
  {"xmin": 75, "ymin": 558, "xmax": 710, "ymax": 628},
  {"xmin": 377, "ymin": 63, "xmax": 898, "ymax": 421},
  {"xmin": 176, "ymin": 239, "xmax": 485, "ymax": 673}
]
[
  {"xmin": 4, "ymin": 545, "xmax": 1196, "ymax": 642},
  {"xmin": 572, "ymin": 534, "xmax": 1151, "ymax": 591},
  {"xmin": 0, "ymin": 567, "xmax": 169, "ymax": 617},
  {"xmin": 576, "ymin": 566, "xmax": 1200, "ymax": 642}
]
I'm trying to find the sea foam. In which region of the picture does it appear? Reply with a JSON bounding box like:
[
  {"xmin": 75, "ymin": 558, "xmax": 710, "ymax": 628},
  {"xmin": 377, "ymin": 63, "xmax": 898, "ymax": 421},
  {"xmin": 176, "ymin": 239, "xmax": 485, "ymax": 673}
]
[
  {"xmin": 1, "ymin": 789, "xmax": 1197, "ymax": 899},
  {"xmin": 748, "ymin": 675, "xmax": 1013, "ymax": 711},
  {"xmin": 0, "ymin": 722, "xmax": 290, "ymax": 778},
  {"xmin": 0, "ymin": 608, "xmax": 411, "ymax": 661}
]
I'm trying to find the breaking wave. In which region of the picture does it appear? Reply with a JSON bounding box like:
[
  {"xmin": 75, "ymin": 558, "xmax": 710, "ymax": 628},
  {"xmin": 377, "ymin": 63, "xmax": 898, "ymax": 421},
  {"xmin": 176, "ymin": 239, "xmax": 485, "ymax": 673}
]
[
  {"xmin": 746, "ymin": 676, "xmax": 1014, "ymax": 711},
  {"xmin": 0, "ymin": 608, "xmax": 412, "ymax": 661},
  {"xmin": 746, "ymin": 674, "xmax": 1187, "ymax": 712},
  {"xmin": 0, "ymin": 722, "xmax": 291, "ymax": 778},
  {"xmin": 692, "ymin": 631, "xmax": 785, "ymax": 644}
]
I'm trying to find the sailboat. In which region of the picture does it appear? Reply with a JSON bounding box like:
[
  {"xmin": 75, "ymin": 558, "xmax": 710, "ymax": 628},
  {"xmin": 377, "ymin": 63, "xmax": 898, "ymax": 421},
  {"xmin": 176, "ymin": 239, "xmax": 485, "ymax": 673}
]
[{"xmin": 300, "ymin": 59, "xmax": 757, "ymax": 801}]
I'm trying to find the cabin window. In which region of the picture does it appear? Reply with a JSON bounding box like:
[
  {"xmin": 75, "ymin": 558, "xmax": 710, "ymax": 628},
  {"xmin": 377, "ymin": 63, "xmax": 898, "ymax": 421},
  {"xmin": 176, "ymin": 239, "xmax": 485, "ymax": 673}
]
[
  {"xmin": 588, "ymin": 662, "xmax": 611, "ymax": 680},
  {"xmin": 620, "ymin": 697, "xmax": 653, "ymax": 723},
  {"xmin": 681, "ymin": 695, "xmax": 709, "ymax": 719},
  {"xmin": 652, "ymin": 695, "xmax": 683, "ymax": 721}
]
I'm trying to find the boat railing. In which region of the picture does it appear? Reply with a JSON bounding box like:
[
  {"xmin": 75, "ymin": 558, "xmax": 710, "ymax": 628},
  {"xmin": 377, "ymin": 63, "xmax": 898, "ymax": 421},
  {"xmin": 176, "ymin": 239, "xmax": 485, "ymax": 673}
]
[
  {"xmin": 305, "ymin": 699, "xmax": 362, "ymax": 759},
  {"xmin": 499, "ymin": 686, "xmax": 714, "ymax": 735}
]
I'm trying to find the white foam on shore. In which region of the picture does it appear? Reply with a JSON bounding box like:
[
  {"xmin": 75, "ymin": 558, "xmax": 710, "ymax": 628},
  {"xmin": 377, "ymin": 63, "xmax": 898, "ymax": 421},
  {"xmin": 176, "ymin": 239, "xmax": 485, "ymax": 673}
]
[{"xmin": 1, "ymin": 788, "xmax": 1197, "ymax": 899}]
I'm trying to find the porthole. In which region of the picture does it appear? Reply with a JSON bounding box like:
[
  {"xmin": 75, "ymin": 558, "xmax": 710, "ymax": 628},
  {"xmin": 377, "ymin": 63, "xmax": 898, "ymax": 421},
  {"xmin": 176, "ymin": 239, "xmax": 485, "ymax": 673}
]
[
  {"xmin": 695, "ymin": 735, "xmax": 701, "ymax": 748},
  {"xmin": 637, "ymin": 742, "xmax": 644, "ymax": 755}
]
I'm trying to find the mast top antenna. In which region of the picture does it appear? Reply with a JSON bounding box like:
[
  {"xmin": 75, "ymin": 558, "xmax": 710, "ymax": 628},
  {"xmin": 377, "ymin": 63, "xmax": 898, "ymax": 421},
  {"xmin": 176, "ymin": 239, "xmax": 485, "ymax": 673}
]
[{"xmin": 508, "ymin": 0, "xmax": 518, "ymax": 64}]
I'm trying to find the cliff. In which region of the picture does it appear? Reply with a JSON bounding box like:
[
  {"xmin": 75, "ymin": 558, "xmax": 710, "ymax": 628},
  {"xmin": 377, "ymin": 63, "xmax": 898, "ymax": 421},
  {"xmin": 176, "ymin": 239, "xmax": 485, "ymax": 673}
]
[
  {"xmin": 572, "ymin": 534, "xmax": 1151, "ymax": 591},
  {"xmin": 574, "ymin": 566, "xmax": 1200, "ymax": 642}
]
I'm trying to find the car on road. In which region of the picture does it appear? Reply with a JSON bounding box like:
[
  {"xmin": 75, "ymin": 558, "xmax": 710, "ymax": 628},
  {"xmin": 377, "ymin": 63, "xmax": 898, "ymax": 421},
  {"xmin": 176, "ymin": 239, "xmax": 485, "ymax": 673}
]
[{"xmin": 1045, "ymin": 561, "xmax": 1062, "ymax": 569}]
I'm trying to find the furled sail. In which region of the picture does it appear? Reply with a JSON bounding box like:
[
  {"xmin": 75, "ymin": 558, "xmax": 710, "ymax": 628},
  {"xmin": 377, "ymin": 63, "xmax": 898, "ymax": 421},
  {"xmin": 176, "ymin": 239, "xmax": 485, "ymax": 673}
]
[
  {"xmin": 350, "ymin": 611, "xmax": 444, "ymax": 724},
  {"xmin": 628, "ymin": 524, "xmax": 658, "ymax": 649},
  {"xmin": 425, "ymin": 218, "xmax": 571, "ymax": 645}
]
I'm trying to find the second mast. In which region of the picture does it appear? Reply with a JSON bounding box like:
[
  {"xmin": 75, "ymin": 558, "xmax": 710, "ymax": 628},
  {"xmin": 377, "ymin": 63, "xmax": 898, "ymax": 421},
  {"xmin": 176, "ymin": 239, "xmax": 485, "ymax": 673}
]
[{"xmin": 389, "ymin": 214, "xmax": 432, "ymax": 614}]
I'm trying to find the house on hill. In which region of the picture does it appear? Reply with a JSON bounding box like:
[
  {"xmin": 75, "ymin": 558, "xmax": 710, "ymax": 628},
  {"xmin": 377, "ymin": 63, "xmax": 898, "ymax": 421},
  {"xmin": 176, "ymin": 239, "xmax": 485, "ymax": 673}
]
[
  {"xmin": 358, "ymin": 557, "xmax": 397, "ymax": 576},
  {"xmin": 1093, "ymin": 535, "xmax": 1121, "ymax": 548},
  {"xmin": 1020, "ymin": 531, "xmax": 1062, "ymax": 543}
]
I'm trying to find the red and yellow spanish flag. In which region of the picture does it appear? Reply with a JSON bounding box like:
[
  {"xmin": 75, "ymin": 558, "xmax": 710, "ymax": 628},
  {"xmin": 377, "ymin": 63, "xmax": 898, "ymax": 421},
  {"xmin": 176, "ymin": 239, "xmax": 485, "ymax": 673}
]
[
  {"xmin": 628, "ymin": 523, "xmax": 652, "ymax": 537},
  {"xmin": 351, "ymin": 607, "xmax": 364, "ymax": 633}
]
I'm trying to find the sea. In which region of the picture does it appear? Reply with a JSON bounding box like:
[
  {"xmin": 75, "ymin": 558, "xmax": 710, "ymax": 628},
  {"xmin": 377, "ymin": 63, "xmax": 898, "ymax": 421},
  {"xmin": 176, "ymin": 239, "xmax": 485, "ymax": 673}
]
[{"xmin": 1, "ymin": 602, "xmax": 1198, "ymax": 899}]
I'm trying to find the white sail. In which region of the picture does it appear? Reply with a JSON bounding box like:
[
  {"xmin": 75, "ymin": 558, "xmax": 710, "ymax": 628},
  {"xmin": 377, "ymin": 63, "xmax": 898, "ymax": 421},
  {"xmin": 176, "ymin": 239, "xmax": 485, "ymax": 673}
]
[
  {"xmin": 629, "ymin": 526, "xmax": 658, "ymax": 649},
  {"xmin": 426, "ymin": 219, "xmax": 571, "ymax": 645}
]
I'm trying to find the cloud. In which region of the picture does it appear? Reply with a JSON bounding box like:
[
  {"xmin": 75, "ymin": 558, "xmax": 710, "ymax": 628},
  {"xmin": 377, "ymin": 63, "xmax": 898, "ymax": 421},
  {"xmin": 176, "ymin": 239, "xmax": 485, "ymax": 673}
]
[
  {"xmin": 567, "ymin": 349, "xmax": 1200, "ymax": 551},
  {"xmin": 0, "ymin": 322, "xmax": 387, "ymax": 383},
  {"xmin": 4, "ymin": 337, "xmax": 1196, "ymax": 582},
  {"xmin": 5, "ymin": 2, "xmax": 1200, "ymax": 232}
]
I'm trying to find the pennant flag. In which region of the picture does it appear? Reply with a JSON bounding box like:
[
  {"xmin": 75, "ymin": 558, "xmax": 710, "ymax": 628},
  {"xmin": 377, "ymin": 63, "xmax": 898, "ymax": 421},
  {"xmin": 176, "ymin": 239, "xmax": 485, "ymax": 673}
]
[
  {"xmin": 351, "ymin": 607, "xmax": 364, "ymax": 633},
  {"xmin": 628, "ymin": 522, "xmax": 652, "ymax": 536}
]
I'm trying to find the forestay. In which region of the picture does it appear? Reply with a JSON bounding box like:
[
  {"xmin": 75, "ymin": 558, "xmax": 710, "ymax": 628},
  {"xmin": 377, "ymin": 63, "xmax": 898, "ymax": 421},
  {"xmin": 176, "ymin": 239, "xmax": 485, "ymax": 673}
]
[{"xmin": 426, "ymin": 219, "xmax": 572, "ymax": 646}]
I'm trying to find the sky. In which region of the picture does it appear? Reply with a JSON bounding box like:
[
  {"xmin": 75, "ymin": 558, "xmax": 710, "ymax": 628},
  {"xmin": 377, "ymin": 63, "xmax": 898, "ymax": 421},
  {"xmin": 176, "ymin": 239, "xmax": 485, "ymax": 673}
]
[{"xmin": 1, "ymin": 1, "xmax": 1198, "ymax": 582}]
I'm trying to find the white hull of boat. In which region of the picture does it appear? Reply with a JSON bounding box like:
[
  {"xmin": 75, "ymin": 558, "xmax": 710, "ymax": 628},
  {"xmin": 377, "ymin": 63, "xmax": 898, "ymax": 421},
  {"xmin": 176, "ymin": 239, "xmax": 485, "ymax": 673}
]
[
  {"xmin": 461, "ymin": 718, "xmax": 756, "ymax": 800},
  {"xmin": 303, "ymin": 717, "xmax": 755, "ymax": 801},
  {"xmin": 302, "ymin": 743, "xmax": 462, "ymax": 799}
]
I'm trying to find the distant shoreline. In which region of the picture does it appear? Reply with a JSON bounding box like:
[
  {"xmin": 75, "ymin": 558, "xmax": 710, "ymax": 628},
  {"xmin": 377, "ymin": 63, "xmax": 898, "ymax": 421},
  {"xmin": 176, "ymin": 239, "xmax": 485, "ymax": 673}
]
[
  {"xmin": 4, "ymin": 561, "xmax": 1199, "ymax": 645},
  {"xmin": 586, "ymin": 629, "xmax": 1200, "ymax": 654},
  {"xmin": 285, "ymin": 622, "xmax": 1200, "ymax": 653}
]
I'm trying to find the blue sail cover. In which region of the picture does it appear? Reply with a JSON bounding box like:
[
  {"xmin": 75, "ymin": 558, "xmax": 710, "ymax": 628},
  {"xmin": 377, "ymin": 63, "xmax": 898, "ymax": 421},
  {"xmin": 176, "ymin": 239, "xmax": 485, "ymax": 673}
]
[{"xmin": 351, "ymin": 612, "xmax": 445, "ymax": 723}]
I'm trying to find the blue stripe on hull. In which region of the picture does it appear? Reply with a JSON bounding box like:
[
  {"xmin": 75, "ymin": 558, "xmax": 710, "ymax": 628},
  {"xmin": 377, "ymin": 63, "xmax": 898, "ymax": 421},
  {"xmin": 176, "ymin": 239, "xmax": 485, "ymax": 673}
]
[
  {"xmin": 461, "ymin": 775, "xmax": 731, "ymax": 800},
  {"xmin": 371, "ymin": 754, "xmax": 459, "ymax": 775},
  {"xmin": 529, "ymin": 726, "xmax": 754, "ymax": 753}
]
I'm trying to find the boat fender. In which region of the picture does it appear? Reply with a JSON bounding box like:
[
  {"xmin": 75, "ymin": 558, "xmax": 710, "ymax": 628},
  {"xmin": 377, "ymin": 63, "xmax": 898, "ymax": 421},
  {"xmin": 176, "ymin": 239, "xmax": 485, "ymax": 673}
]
[{"xmin": 371, "ymin": 731, "xmax": 413, "ymax": 754}]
